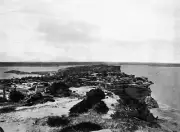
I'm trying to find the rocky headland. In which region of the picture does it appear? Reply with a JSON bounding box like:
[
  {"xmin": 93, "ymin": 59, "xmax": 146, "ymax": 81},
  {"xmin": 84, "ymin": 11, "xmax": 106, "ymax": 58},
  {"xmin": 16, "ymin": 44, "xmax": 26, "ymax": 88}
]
[
  {"xmin": 0, "ymin": 64, "xmax": 179, "ymax": 132},
  {"xmin": 4, "ymin": 70, "xmax": 55, "ymax": 76}
]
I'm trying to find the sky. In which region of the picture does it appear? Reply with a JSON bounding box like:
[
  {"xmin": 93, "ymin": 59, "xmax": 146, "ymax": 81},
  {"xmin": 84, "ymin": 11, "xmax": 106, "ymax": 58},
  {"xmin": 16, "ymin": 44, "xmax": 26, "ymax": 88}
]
[{"xmin": 0, "ymin": 0, "xmax": 179, "ymax": 62}]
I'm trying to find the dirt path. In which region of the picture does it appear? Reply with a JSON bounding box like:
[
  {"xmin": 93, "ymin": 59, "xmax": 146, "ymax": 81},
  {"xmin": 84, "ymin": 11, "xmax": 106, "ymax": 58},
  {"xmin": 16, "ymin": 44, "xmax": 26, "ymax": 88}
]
[{"xmin": 0, "ymin": 97, "xmax": 81, "ymax": 132}]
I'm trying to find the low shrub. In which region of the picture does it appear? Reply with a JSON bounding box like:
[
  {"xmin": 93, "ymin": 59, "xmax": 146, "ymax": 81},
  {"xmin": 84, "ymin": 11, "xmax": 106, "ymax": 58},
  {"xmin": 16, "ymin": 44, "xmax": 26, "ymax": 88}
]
[
  {"xmin": 24, "ymin": 93, "xmax": 55, "ymax": 106},
  {"xmin": 69, "ymin": 89, "xmax": 106, "ymax": 115},
  {"xmin": 93, "ymin": 101, "xmax": 109, "ymax": 114},
  {"xmin": 86, "ymin": 88, "xmax": 105, "ymax": 102},
  {"xmin": 48, "ymin": 81, "xmax": 71, "ymax": 97},
  {"xmin": 47, "ymin": 115, "xmax": 70, "ymax": 127},
  {"xmin": 26, "ymin": 92, "xmax": 42, "ymax": 103},
  {"xmin": 0, "ymin": 106, "xmax": 16, "ymax": 113},
  {"xmin": 49, "ymin": 81, "xmax": 69, "ymax": 94},
  {"xmin": 0, "ymin": 97, "xmax": 7, "ymax": 103},
  {"xmin": 9, "ymin": 90, "xmax": 25, "ymax": 102},
  {"xmin": 69, "ymin": 99, "xmax": 92, "ymax": 115},
  {"xmin": 60, "ymin": 122, "xmax": 102, "ymax": 132}
]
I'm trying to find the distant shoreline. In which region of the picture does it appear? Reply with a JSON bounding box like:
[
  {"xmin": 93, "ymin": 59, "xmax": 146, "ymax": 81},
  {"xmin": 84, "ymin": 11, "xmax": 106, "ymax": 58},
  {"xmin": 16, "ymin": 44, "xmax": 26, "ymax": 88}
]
[{"xmin": 0, "ymin": 62, "xmax": 180, "ymax": 67}]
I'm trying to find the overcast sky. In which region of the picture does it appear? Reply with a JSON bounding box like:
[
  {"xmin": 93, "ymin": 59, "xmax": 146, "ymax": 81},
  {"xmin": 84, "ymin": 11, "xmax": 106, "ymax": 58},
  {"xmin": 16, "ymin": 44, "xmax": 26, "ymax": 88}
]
[{"xmin": 0, "ymin": 0, "xmax": 179, "ymax": 62}]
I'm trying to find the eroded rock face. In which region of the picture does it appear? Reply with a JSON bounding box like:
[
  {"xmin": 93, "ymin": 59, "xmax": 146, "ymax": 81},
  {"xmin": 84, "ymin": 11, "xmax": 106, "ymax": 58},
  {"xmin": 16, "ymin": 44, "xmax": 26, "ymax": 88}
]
[
  {"xmin": 136, "ymin": 102, "xmax": 158, "ymax": 122},
  {"xmin": 125, "ymin": 86, "xmax": 151, "ymax": 100},
  {"xmin": 110, "ymin": 75, "xmax": 154, "ymax": 106},
  {"xmin": 144, "ymin": 96, "xmax": 159, "ymax": 109}
]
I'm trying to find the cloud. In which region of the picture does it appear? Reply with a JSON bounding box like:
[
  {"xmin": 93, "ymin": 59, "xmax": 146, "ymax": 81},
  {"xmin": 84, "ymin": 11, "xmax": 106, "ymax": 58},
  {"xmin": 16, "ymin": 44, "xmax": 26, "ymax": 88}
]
[
  {"xmin": 0, "ymin": 0, "xmax": 178, "ymax": 62},
  {"xmin": 0, "ymin": 31, "xmax": 7, "ymax": 40},
  {"xmin": 37, "ymin": 19, "xmax": 99, "ymax": 45}
]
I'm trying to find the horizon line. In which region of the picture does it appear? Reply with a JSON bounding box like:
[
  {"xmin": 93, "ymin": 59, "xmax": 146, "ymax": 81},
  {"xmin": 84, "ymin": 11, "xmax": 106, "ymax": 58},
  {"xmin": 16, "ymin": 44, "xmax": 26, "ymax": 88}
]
[{"xmin": 0, "ymin": 61, "xmax": 180, "ymax": 65}]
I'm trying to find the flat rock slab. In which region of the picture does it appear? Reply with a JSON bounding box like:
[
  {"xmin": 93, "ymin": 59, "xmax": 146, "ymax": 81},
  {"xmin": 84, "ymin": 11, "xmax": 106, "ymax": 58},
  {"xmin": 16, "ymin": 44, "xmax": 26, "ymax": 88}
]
[{"xmin": 92, "ymin": 129, "xmax": 112, "ymax": 132}]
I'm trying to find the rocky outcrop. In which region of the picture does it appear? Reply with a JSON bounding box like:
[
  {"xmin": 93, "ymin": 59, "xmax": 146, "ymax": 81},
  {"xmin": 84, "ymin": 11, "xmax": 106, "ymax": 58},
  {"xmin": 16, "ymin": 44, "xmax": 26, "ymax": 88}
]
[
  {"xmin": 4, "ymin": 70, "xmax": 53, "ymax": 76},
  {"xmin": 4, "ymin": 70, "xmax": 30, "ymax": 74},
  {"xmin": 136, "ymin": 102, "xmax": 158, "ymax": 122},
  {"xmin": 144, "ymin": 96, "xmax": 159, "ymax": 109},
  {"xmin": 109, "ymin": 76, "xmax": 155, "ymax": 107}
]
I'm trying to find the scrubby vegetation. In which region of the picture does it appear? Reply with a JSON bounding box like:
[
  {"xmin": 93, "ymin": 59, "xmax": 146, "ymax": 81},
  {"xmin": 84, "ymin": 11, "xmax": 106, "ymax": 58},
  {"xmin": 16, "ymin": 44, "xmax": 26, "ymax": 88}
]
[
  {"xmin": 69, "ymin": 89, "xmax": 105, "ymax": 115},
  {"xmin": 24, "ymin": 93, "xmax": 55, "ymax": 106},
  {"xmin": 9, "ymin": 90, "xmax": 25, "ymax": 102},
  {"xmin": 60, "ymin": 122, "xmax": 102, "ymax": 132},
  {"xmin": 48, "ymin": 81, "xmax": 71, "ymax": 97},
  {"xmin": 0, "ymin": 97, "xmax": 7, "ymax": 103},
  {"xmin": 47, "ymin": 115, "xmax": 70, "ymax": 127},
  {"xmin": 86, "ymin": 88, "xmax": 105, "ymax": 102},
  {"xmin": 93, "ymin": 101, "xmax": 109, "ymax": 114},
  {"xmin": 0, "ymin": 106, "xmax": 16, "ymax": 113}
]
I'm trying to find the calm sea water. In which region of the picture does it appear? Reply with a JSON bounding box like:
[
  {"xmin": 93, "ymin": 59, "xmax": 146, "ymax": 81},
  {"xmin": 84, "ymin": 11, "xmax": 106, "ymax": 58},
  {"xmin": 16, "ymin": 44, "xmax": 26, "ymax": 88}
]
[
  {"xmin": 121, "ymin": 65, "xmax": 180, "ymax": 110},
  {"xmin": 121, "ymin": 65, "xmax": 180, "ymax": 124}
]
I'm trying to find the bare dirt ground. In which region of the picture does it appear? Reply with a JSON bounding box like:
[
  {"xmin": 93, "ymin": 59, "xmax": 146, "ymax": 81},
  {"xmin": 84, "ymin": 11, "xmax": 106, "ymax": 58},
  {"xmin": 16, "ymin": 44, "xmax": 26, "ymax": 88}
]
[
  {"xmin": 0, "ymin": 97, "xmax": 81, "ymax": 132},
  {"xmin": 0, "ymin": 86, "xmax": 95, "ymax": 132}
]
